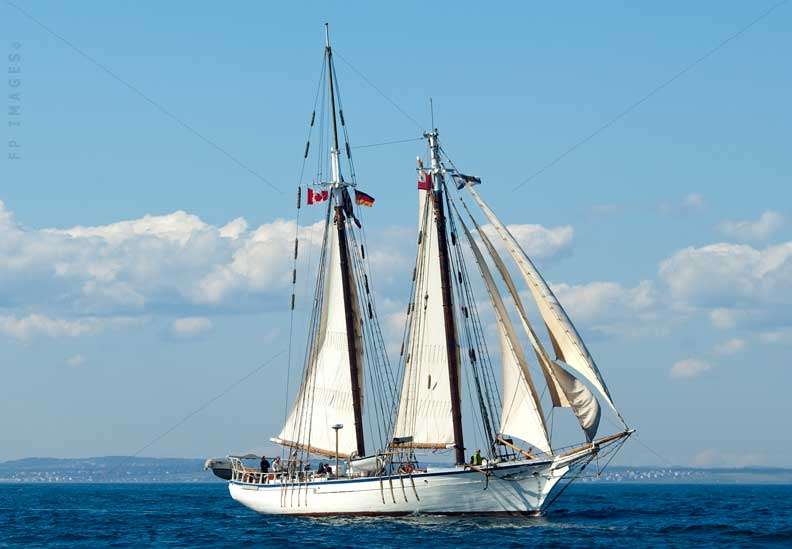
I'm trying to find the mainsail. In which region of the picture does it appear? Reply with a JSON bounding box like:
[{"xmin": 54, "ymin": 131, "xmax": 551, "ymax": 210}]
[
  {"xmin": 392, "ymin": 180, "xmax": 459, "ymax": 448},
  {"xmin": 466, "ymin": 185, "xmax": 621, "ymax": 422},
  {"xmin": 276, "ymin": 205, "xmax": 364, "ymax": 458}
]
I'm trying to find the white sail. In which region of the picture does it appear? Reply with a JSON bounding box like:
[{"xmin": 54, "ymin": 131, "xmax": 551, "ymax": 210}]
[
  {"xmin": 498, "ymin": 330, "xmax": 547, "ymax": 453},
  {"xmin": 467, "ymin": 186, "xmax": 620, "ymax": 419},
  {"xmin": 551, "ymin": 360, "xmax": 601, "ymax": 441},
  {"xmin": 277, "ymin": 210, "xmax": 363, "ymax": 457},
  {"xmin": 470, "ymin": 208, "xmax": 601, "ymax": 441},
  {"xmin": 472, "ymin": 214, "xmax": 569, "ymax": 407},
  {"xmin": 392, "ymin": 182, "xmax": 458, "ymax": 448},
  {"xmin": 459, "ymin": 214, "xmax": 550, "ymax": 454}
]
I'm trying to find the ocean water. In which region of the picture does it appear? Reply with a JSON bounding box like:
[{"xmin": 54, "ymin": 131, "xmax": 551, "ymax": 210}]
[{"xmin": 1, "ymin": 483, "xmax": 791, "ymax": 547}]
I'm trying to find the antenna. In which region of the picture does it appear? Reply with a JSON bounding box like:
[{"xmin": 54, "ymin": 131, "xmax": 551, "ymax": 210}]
[{"xmin": 429, "ymin": 97, "xmax": 435, "ymax": 129}]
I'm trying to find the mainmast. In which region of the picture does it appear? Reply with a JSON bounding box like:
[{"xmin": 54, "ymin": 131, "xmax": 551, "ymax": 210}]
[
  {"xmin": 326, "ymin": 24, "xmax": 365, "ymax": 458},
  {"xmin": 427, "ymin": 129, "xmax": 465, "ymax": 465}
]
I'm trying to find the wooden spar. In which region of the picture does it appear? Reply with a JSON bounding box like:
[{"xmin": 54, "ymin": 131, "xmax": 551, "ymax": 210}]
[
  {"xmin": 335, "ymin": 203, "xmax": 366, "ymax": 458},
  {"xmin": 431, "ymin": 159, "xmax": 465, "ymax": 465},
  {"xmin": 273, "ymin": 437, "xmax": 351, "ymax": 460},
  {"xmin": 557, "ymin": 429, "xmax": 634, "ymax": 459},
  {"xmin": 496, "ymin": 435, "xmax": 535, "ymax": 460},
  {"xmin": 389, "ymin": 442, "xmax": 453, "ymax": 450}
]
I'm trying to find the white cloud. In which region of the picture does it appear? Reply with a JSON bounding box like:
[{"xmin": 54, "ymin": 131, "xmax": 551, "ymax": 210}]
[
  {"xmin": 219, "ymin": 217, "xmax": 248, "ymax": 240},
  {"xmin": 192, "ymin": 219, "xmax": 324, "ymax": 305},
  {"xmin": 713, "ymin": 338, "xmax": 746, "ymax": 356},
  {"xmin": 170, "ymin": 316, "xmax": 213, "ymax": 337},
  {"xmin": 0, "ymin": 200, "xmax": 324, "ymax": 315},
  {"xmin": 684, "ymin": 193, "xmax": 704, "ymax": 209},
  {"xmin": 658, "ymin": 193, "xmax": 704, "ymax": 217},
  {"xmin": 759, "ymin": 328, "xmax": 792, "ymax": 345},
  {"xmin": 0, "ymin": 314, "xmax": 146, "ymax": 341},
  {"xmin": 550, "ymin": 280, "xmax": 659, "ymax": 337},
  {"xmin": 47, "ymin": 210, "xmax": 208, "ymax": 245},
  {"xmin": 670, "ymin": 358, "xmax": 712, "ymax": 379},
  {"xmin": 708, "ymin": 308, "xmax": 739, "ymax": 330},
  {"xmin": 719, "ymin": 211, "xmax": 784, "ymax": 242},
  {"xmin": 0, "ymin": 314, "xmax": 99, "ymax": 340},
  {"xmin": 66, "ymin": 354, "xmax": 86, "ymax": 366},
  {"xmin": 482, "ymin": 223, "xmax": 573, "ymax": 260},
  {"xmin": 659, "ymin": 242, "xmax": 792, "ymax": 317}
]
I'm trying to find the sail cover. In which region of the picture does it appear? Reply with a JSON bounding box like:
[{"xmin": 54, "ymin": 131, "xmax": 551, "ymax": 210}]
[
  {"xmin": 392, "ymin": 182, "xmax": 458, "ymax": 447},
  {"xmin": 277, "ymin": 208, "xmax": 363, "ymax": 457},
  {"xmin": 459, "ymin": 214, "xmax": 551, "ymax": 454},
  {"xmin": 466, "ymin": 186, "xmax": 620, "ymax": 419},
  {"xmin": 470, "ymin": 208, "xmax": 601, "ymax": 441}
]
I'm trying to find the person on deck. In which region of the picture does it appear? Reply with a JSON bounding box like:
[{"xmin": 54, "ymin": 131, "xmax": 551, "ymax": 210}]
[
  {"xmin": 471, "ymin": 449, "xmax": 483, "ymax": 466},
  {"xmin": 271, "ymin": 456, "xmax": 282, "ymax": 472},
  {"xmin": 260, "ymin": 456, "xmax": 270, "ymax": 473}
]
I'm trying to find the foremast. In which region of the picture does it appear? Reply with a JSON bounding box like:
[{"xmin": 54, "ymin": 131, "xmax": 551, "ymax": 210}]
[
  {"xmin": 276, "ymin": 26, "xmax": 397, "ymax": 462},
  {"xmin": 326, "ymin": 25, "xmax": 365, "ymax": 458}
]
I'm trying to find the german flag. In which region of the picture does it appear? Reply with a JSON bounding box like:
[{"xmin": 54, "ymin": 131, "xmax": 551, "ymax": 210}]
[{"xmin": 354, "ymin": 190, "xmax": 375, "ymax": 207}]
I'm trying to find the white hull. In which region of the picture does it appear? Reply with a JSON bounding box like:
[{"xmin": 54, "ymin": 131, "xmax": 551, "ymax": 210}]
[{"xmin": 229, "ymin": 458, "xmax": 576, "ymax": 516}]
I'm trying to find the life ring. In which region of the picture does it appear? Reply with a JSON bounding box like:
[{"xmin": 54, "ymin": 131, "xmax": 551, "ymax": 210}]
[{"xmin": 400, "ymin": 463, "xmax": 414, "ymax": 474}]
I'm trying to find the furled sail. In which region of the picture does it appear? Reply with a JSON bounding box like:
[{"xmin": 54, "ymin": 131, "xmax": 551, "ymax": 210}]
[
  {"xmin": 458, "ymin": 213, "xmax": 551, "ymax": 454},
  {"xmin": 276, "ymin": 206, "xmax": 363, "ymax": 457},
  {"xmin": 392, "ymin": 180, "xmax": 458, "ymax": 448},
  {"xmin": 466, "ymin": 186, "xmax": 621, "ymax": 421},
  {"xmin": 467, "ymin": 204, "xmax": 601, "ymax": 441}
]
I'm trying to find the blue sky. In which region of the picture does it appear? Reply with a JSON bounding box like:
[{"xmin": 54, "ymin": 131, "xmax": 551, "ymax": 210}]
[{"xmin": 1, "ymin": 1, "xmax": 791, "ymax": 466}]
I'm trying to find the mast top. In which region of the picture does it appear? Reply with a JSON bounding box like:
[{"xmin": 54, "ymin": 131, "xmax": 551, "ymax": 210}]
[{"xmin": 424, "ymin": 129, "xmax": 442, "ymax": 191}]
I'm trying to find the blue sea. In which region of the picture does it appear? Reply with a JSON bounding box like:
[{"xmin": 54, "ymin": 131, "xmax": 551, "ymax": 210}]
[{"xmin": 1, "ymin": 483, "xmax": 791, "ymax": 547}]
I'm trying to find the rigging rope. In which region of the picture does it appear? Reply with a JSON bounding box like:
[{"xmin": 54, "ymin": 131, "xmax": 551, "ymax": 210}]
[
  {"xmin": 282, "ymin": 52, "xmax": 328, "ymax": 458},
  {"xmin": 334, "ymin": 51, "xmax": 425, "ymax": 131},
  {"xmin": 352, "ymin": 137, "xmax": 424, "ymax": 150}
]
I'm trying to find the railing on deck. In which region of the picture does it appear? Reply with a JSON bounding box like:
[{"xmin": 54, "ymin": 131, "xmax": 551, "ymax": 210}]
[{"xmin": 228, "ymin": 457, "xmax": 332, "ymax": 485}]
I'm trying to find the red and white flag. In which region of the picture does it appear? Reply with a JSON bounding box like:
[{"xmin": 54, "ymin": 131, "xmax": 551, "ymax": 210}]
[
  {"xmin": 417, "ymin": 171, "xmax": 432, "ymax": 190},
  {"xmin": 307, "ymin": 188, "xmax": 329, "ymax": 205}
]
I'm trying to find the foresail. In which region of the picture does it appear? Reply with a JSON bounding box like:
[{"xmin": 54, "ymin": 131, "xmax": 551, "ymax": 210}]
[
  {"xmin": 392, "ymin": 186, "xmax": 458, "ymax": 447},
  {"xmin": 470, "ymin": 206, "xmax": 601, "ymax": 440},
  {"xmin": 459, "ymin": 214, "xmax": 550, "ymax": 454},
  {"xmin": 551, "ymin": 360, "xmax": 601, "ymax": 442},
  {"xmin": 498, "ymin": 329, "xmax": 550, "ymax": 453},
  {"xmin": 471, "ymin": 211, "xmax": 569, "ymax": 407},
  {"xmin": 467, "ymin": 186, "xmax": 621, "ymax": 420},
  {"xmin": 278, "ymin": 216, "xmax": 363, "ymax": 457}
]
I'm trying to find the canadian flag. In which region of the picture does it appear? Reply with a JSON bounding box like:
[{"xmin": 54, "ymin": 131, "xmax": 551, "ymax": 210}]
[{"xmin": 307, "ymin": 188, "xmax": 329, "ymax": 205}]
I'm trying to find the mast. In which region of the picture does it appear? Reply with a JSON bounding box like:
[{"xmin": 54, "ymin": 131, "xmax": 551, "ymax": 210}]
[
  {"xmin": 326, "ymin": 24, "xmax": 365, "ymax": 457},
  {"xmin": 427, "ymin": 129, "xmax": 465, "ymax": 465}
]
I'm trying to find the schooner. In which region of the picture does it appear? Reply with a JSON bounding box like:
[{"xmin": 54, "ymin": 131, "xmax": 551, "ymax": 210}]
[{"xmin": 210, "ymin": 27, "xmax": 633, "ymax": 516}]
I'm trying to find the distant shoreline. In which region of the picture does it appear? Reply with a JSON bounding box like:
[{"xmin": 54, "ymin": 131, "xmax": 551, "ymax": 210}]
[{"xmin": 1, "ymin": 457, "xmax": 791, "ymax": 485}]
